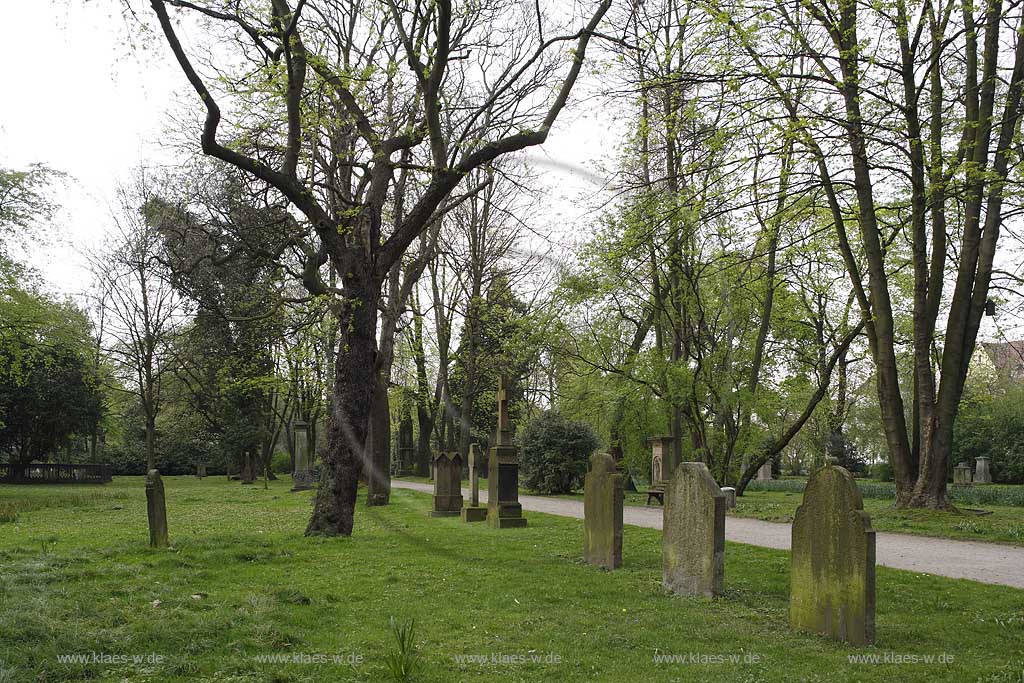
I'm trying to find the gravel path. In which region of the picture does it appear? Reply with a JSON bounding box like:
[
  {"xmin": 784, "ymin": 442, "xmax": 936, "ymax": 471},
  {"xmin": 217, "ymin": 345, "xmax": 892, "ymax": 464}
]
[{"xmin": 391, "ymin": 479, "xmax": 1024, "ymax": 589}]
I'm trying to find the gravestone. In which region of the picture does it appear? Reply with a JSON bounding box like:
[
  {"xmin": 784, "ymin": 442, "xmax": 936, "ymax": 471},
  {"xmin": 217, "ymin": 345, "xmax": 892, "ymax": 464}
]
[
  {"xmin": 145, "ymin": 469, "xmax": 169, "ymax": 548},
  {"xmin": 953, "ymin": 462, "xmax": 973, "ymax": 486},
  {"xmin": 488, "ymin": 376, "xmax": 527, "ymax": 528},
  {"xmin": 461, "ymin": 444, "xmax": 487, "ymax": 522},
  {"xmin": 721, "ymin": 486, "xmax": 737, "ymax": 509},
  {"xmin": 429, "ymin": 452, "xmax": 463, "ymax": 517},
  {"xmin": 608, "ymin": 433, "xmax": 637, "ymax": 493},
  {"xmin": 241, "ymin": 452, "xmax": 255, "ymax": 485},
  {"xmin": 196, "ymin": 462, "xmax": 206, "ymax": 479},
  {"xmin": 974, "ymin": 456, "xmax": 993, "ymax": 484},
  {"xmin": 757, "ymin": 461, "xmax": 773, "ymax": 481},
  {"xmin": 649, "ymin": 436, "xmax": 673, "ymax": 484},
  {"xmin": 790, "ymin": 463, "xmax": 875, "ymax": 646},
  {"xmin": 662, "ymin": 462, "xmax": 726, "ymax": 597},
  {"xmin": 584, "ymin": 452, "xmax": 623, "ymax": 569},
  {"xmin": 397, "ymin": 415, "xmax": 415, "ymax": 476},
  {"xmin": 291, "ymin": 420, "xmax": 314, "ymax": 491}
]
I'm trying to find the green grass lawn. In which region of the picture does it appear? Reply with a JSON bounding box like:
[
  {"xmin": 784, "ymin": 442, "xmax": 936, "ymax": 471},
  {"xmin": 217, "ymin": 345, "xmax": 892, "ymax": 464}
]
[{"xmin": 0, "ymin": 477, "xmax": 1022, "ymax": 682}]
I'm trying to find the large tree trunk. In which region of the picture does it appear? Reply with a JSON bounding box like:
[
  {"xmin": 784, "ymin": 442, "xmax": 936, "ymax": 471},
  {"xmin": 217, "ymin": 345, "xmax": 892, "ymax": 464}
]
[{"xmin": 306, "ymin": 272, "xmax": 380, "ymax": 536}]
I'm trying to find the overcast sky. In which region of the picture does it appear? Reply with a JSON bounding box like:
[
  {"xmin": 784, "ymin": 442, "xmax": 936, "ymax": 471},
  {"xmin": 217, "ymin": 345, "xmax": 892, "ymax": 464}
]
[{"xmin": 0, "ymin": 1, "xmax": 616, "ymax": 302}]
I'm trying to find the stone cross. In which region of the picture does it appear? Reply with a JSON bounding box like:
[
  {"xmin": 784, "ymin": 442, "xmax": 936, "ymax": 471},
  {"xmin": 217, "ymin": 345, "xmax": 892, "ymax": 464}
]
[
  {"xmin": 488, "ymin": 377, "xmax": 526, "ymax": 528},
  {"xmin": 790, "ymin": 464, "xmax": 875, "ymax": 646},
  {"xmin": 145, "ymin": 469, "xmax": 169, "ymax": 548},
  {"xmin": 291, "ymin": 420, "xmax": 313, "ymax": 491},
  {"xmin": 662, "ymin": 462, "xmax": 726, "ymax": 597},
  {"xmin": 496, "ymin": 375, "xmax": 514, "ymax": 446},
  {"xmin": 461, "ymin": 444, "xmax": 487, "ymax": 522},
  {"xmin": 584, "ymin": 452, "xmax": 623, "ymax": 569},
  {"xmin": 974, "ymin": 456, "xmax": 993, "ymax": 484}
]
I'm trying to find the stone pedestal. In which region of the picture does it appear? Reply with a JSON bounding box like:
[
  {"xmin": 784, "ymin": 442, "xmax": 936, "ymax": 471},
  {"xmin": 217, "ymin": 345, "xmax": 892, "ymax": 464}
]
[
  {"xmin": 974, "ymin": 456, "xmax": 993, "ymax": 484},
  {"xmin": 953, "ymin": 462, "xmax": 973, "ymax": 486},
  {"xmin": 291, "ymin": 420, "xmax": 314, "ymax": 491},
  {"xmin": 488, "ymin": 376, "xmax": 527, "ymax": 528},
  {"xmin": 721, "ymin": 486, "xmax": 737, "ymax": 509},
  {"xmin": 145, "ymin": 469, "xmax": 169, "ymax": 548},
  {"xmin": 430, "ymin": 452, "xmax": 463, "ymax": 517},
  {"xmin": 757, "ymin": 461, "xmax": 773, "ymax": 481},
  {"xmin": 462, "ymin": 444, "xmax": 487, "ymax": 522},
  {"xmin": 663, "ymin": 462, "xmax": 726, "ymax": 597},
  {"xmin": 196, "ymin": 463, "xmax": 206, "ymax": 479},
  {"xmin": 790, "ymin": 464, "xmax": 875, "ymax": 646},
  {"xmin": 584, "ymin": 453, "xmax": 623, "ymax": 569}
]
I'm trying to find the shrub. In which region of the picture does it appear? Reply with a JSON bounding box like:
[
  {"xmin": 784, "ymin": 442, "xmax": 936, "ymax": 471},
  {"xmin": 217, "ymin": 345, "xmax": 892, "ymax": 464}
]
[
  {"xmin": 519, "ymin": 411, "xmax": 600, "ymax": 494},
  {"xmin": 870, "ymin": 461, "xmax": 893, "ymax": 482},
  {"xmin": 271, "ymin": 451, "xmax": 292, "ymax": 474}
]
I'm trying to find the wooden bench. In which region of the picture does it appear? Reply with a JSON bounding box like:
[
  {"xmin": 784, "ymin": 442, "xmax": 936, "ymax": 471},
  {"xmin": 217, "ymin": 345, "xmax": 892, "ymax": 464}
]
[{"xmin": 644, "ymin": 481, "xmax": 667, "ymax": 505}]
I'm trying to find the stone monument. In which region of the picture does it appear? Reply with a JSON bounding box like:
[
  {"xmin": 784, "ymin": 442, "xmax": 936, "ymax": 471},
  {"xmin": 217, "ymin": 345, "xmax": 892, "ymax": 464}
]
[
  {"xmin": 662, "ymin": 462, "xmax": 726, "ymax": 597},
  {"xmin": 196, "ymin": 462, "xmax": 206, "ymax": 479},
  {"xmin": 790, "ymin": 463, "xmax": 875, "ymax": 646},
  {"xmin": 429, "ymin": 452, "xmax": 463, "ymax": 517},
  {"xmin": 291, "ymin": 420, "xmax": 314, "ymax": 491},
  {"xmin": 488, "ymin": 376, "xmax": 527, "ymax": 528},
  {"xmin": 397, "ymin": 415, "xmax": 415, "ymax": 476},
  {"xmin": 953, "ymin": 461, "xmax": 973, "ymax": 486},
  {"xmin": 145, "ymin": 469, "xmax": 169, "ymax": 548},
  {"xmin": 461, "ymin": 444, "xmax": 487, "ymax": 522},
  {"xmin": 721, "ymin": 486, "xmax": 737, "ymax": 509},
  {"xmin": 975, "ymin": 456, "xmax": 993, "ymax": 484},
  {"xmin": 757, "ymin": 460, "xmax": 773, "ymax": 481},
  {"xmin": 584, "ymin": 452, "xmax": 623, "ymax": 569},
  {"xmin": 241, "ymin": 452, "xmax": 255, "ymax": 485},
  {"xmin": 649, "ymin": 436, "xmax": 673, "ymax": 484}
]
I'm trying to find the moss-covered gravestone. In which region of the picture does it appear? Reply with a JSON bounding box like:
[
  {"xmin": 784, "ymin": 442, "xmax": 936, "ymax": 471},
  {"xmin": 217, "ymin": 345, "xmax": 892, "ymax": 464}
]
[
  {"xmin": 790, "ymin": 464, "xmax": 875, "ymax": 646},
  {"xmin": 430, "ymin": 452, "xmax": 463, "ymax": 517},
  {"xmin": 662, "ymin": 462, "xmax": 726, "ymax": 597},
  {"xmin": 145, "ymin": 469, "xmax": 169, "ymax": 548},
  {"xmin": 291, "ymin": 420, "xmax": 314, "ymax": 491},
  {"xmin": 584, "ymin": 453, "xmax": 623, "ymax": 569}
]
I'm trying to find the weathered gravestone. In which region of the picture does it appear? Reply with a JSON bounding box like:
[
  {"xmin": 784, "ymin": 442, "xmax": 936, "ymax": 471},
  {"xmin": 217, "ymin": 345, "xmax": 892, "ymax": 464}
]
[
  {"xmin": 430, "ymin": 452, "xmax": 463, "ymax": 517},
  {"xmin": 663, "ymin": 462, "xmax": 726, "ymax": 597},
  {"xmin": 953, "ymin": 462, "xmax": 973, "ymax": 486},
  {"xmin": 397, "ymin": 414, "xmax": 415, "ymax": 476},
  {"xmin": 461, "ymin": 444, "xmax": 487, "ymax": 522},
  {"xmin": 757, "ymin": 461, "xmax": 773, "ymax": 481},
  {"xmin": 721, "ymin": 486, "xmax": 737, "ymax": 509},
  {"xmin": 241, "ymin": 452, "xmax": 255, "ymax": 485},
  {"xmin": 291, "ymin": 420, "xmax": 314, "ymax": 491},
  {"xmin": 608, "ymin": 432, "xmax": 637, "ymax": 493},
  {"xmin": 488, "ymin": 376, "xmax": 527, "ymax": 528},
  {"xmin": 584, "ymin": 452, "xmax": 623, "ymax": 569},
  {"xmin": 975, "ymin": 456, "xmax": 993, "ymax": 484},
  {"xmin": 196, "ymin": 462, "xmax": 206, "ymax": 479},
  {"xmin": 790, "ymin": 463, "xmax": 875, "ymax": 646},
  {"xmin": 145, "ymin": 469, "xmax": 169, "ymax": 548}
]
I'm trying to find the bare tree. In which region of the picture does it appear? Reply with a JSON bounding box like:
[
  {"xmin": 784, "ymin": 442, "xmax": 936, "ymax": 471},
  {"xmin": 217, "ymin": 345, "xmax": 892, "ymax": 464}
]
[
  {"xmin": 91, "ymin": 174, "xmax": 185, "ymax": 471},
  {"xmin": 145, "ymin": 0, "xmax": 612, "ymax": 535}
]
